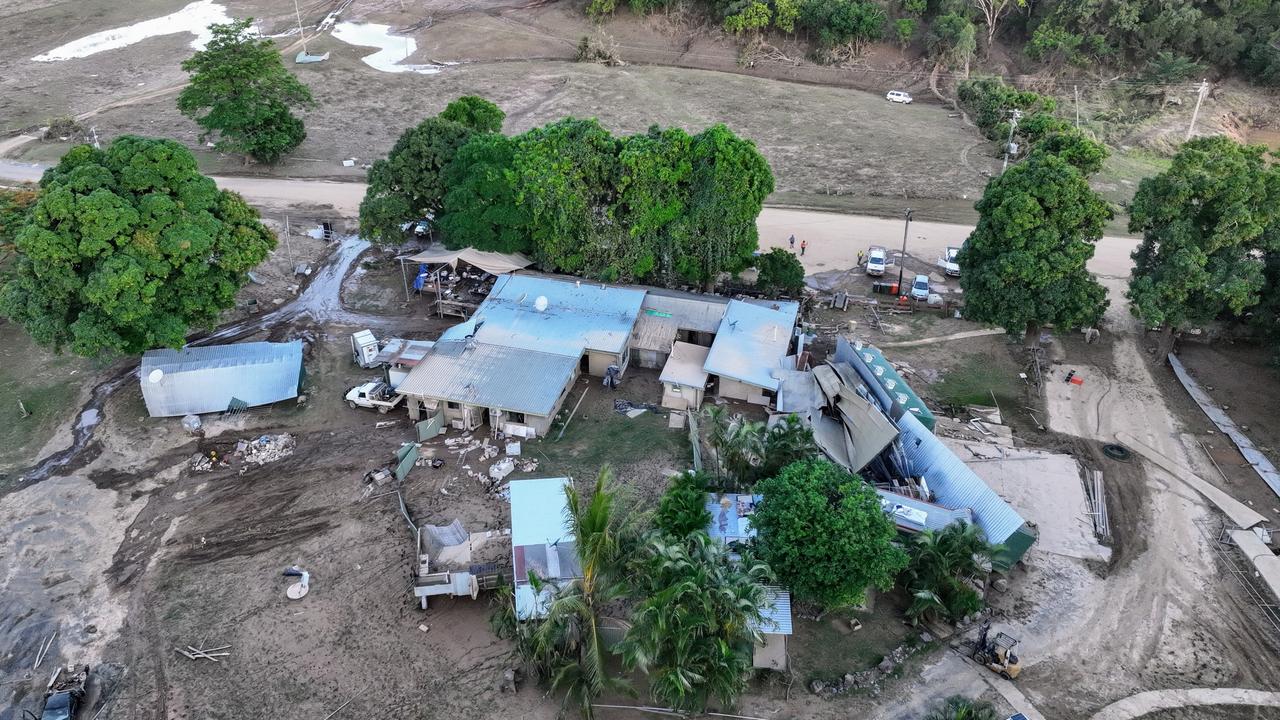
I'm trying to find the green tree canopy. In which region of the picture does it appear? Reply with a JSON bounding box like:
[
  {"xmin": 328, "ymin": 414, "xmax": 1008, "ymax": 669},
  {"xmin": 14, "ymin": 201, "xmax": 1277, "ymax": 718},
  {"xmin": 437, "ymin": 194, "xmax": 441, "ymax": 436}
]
[
  {"xmin": 956, "ymin": 150, "xmax": 1111, "ymax": 341},
  {"xmin": 901, "ymin": 522, "xmax": 996, "ymax": 625},
  {"xmin": 177, "ymin": 19, "xmax": 314, "ymax": 163},
  {"xmin": 1127, "ymin": 137, "xmax": 1280, "ymax": 351},
  {"xmin": 0, "ymin": 187, "xmax": 37, "ymax": 253},
  {"xmin": 752, "ymin": 459, "xmax": 907, "ymax": 609},
  {"xmin": 360, "ymin": 116, "xmax": 475, "ymax": 244},
  {"xmin": 754, "ymin": 247, "xmax": 805, "ymax": 296},
  {"xmin": 674, "ymin": 124, "xmax": 774, "ymax": 288},
  {"xmin": 654, "ymin": 471, "xmax": 713, "ymax": 538},
  {"xmin": 609, "ymin": 126, "xmax": 694, "ymax": 282},
  {"xmin": 928, "ymin": 13, "xmax": 977, "ymax": 68},
  {"xmin": 618, "ymin": 533, "xmax": 772, "ymax": 711},
  {"xmin": 439, "ymin": 95, "xmax": 506, "ymax": 133},
  {"xmin": 438, "ymin": 133, "xmax": 532, "ymax": 253},
  {"xmin": 0, "ymin": 137, "xmax": 275, "ymax": 357}
]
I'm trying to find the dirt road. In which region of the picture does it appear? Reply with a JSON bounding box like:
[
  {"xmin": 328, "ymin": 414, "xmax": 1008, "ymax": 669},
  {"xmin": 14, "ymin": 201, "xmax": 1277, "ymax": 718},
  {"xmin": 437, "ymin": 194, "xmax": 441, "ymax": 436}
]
[
  {"xmin": 0, "ymin": 162, "xmax": 1144, "ymax": 279},
  {"xmin": 1011, "ymin": 276, "xmax": 1280, "ymax": 717}
]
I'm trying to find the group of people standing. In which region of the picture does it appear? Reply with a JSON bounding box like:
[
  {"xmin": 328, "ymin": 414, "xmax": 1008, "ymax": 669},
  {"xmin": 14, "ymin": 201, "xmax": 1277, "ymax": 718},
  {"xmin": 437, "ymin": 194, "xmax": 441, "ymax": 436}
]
[{"xmin": 787, "ymin": 234, "xmax": 808, "ymax": 256}]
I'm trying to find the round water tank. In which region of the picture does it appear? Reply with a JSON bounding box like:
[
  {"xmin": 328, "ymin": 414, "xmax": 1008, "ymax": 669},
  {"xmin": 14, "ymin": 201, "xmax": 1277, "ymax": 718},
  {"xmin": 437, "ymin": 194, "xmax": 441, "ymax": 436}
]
[
  {"xmin": 148, "ymin": 369, "xmax": 164, "ymax": 383},
  {"xmin": 534, "ymin": 295, "xmax": 549, "ymax": 312}
]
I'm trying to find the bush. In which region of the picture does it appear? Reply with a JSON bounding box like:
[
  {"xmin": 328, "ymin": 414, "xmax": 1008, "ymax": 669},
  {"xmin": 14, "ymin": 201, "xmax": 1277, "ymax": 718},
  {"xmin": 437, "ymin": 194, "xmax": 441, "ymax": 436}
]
[
  {"xmin": 755, "ymin": 247, "xmax": 805, "ymax": 296},
  {"xmin": 894, "ymin": 17, "xmax": 916, "ymax": 49},
  {"xmin": 654, "ymin": 471, "xmax": 713, "ymax": 538}
]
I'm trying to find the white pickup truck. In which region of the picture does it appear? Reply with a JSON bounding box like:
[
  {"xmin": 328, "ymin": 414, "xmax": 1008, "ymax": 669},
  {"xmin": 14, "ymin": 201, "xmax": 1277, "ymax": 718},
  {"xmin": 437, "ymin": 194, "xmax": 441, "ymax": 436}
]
[
  {"xmin": 346, "ymin": 380, "xmax": 404, "ymax": 414},
  {"xmin": 865, "ymin": 246, "xmax": 888, "ymax": 276},
  {"xmin": 938, "ymin": 246, "xmax": 961, "ymax": 276}
]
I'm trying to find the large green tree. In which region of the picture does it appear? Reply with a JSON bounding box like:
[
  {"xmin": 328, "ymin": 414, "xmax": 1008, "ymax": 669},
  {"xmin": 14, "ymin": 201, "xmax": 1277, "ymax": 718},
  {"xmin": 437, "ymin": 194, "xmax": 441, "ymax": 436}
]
[
  {"xmin": 1127, "ymin": 136, "xmax": 1280, "ymax": 354},
  {"xmin": 609, "ymin": 126, "xmax": 694, "ymax": 282},
  {"xmin": 752, "ymin": 459, "xmax": 907, "ymax": 609},
  {"xmin": 512, "ymin": 118, "xmax": 621, "ymax": 274},
  {"xmin": 754, "ymin": 247, "xmax": 805, "ymax": 296},
  {"xmin": 437, "ymin": 133, "xmax": 532, "ymax": 253},
  {"xmin": 674, "ymin": 124, "xmax": 774, "ymax": 289},
  {"xmin": 360, "ymin": 117, "xmax": 476, "ymax": 245},
  {"xmin": 956, "ymin": 150, "xmax": 1111, "ymax": 344},
  {"xmin": 0, "ymin": 137, "xmax": 275, "ymax": 357},
  {"xmin": 618, "ymin": 533, "xmax": 772, "ymax": 712},
  {"xmin": 177, "ymin": 19, "xmax": 314, "ymax": 164}
]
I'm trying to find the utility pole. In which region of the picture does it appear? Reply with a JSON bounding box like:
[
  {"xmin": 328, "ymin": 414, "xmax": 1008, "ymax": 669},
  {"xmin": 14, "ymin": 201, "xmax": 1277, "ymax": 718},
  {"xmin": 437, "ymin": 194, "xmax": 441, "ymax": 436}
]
[
  {"xmin": 284, "ymin": 214, "xmax": 295, "ymax": 268},
  {"xmin": 896, "ymin": 208, "xmax": 913, "ymax": 294},
  {"xmin": 1186, "ymin": 79, "xmax": 1209, "ymax": 141},
  {"xmin": 1074, "ymin": 85, "xmax": 1080, "ymax": 128},
  {"xmin": 1002, "ymin": 109, "xmax": 1023, "ymax": 173}
]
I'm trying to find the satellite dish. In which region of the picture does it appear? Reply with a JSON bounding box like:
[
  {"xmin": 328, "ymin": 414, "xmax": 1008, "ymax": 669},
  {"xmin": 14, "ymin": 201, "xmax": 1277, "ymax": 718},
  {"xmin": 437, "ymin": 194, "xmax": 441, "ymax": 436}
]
[
  {"xmin": 148, "ymin": 369, "xmax": 164, "ymax": 383},
  {"xmin": 534, "ymin": 295, "xmax": 549, "ymax": 312}
]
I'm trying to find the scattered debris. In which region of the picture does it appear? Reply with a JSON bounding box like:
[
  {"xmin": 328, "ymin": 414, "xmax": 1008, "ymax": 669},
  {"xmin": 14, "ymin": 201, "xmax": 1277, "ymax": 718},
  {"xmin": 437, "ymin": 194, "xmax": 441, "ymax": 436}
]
[
  {"xmin": 283, "ymin": 565, "xmax": 311, "ymax": 600},
  {"xmin": 175, "ymin": 644, "xmax": 231, "ymax": 662},
  {"xmin": 189, "ymin": 452, "xmax": 214, "ymax": 472},
  {"xmin": 240, "ymin": 434, "xmax": 295, "ymax": 466},
  {"xmin": 488, "ymin": 458, "xmax": 515, "ymax": 481},
  {"xmin": 809, "ymin": 640, "xmax": 927, "ymax": 699},
  {"xmin": 375, "ymin": 420, "xmax": 398, "ymax": 429}
]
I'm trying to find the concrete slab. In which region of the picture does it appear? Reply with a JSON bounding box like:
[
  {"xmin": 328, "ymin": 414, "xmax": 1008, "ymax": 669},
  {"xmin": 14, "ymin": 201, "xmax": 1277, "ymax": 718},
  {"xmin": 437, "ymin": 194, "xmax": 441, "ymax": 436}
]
[{"xmin": 944, "ymin": 439, "xmax": 1111, "ymax": 563}]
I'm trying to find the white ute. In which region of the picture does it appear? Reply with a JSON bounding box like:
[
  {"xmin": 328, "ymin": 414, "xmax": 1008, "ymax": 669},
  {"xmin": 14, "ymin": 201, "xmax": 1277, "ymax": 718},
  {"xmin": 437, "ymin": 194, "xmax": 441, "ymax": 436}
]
[
  {"xmin": 938, "ymin": 246, "xmax": 961, "ymax": 276},
  {"xmin": 346, "ymin": 380, "xmax": 404, "ymax": 414},
  {"xmin": 865, "ymin": 246, "xmax": 888, "ymax": 276}
]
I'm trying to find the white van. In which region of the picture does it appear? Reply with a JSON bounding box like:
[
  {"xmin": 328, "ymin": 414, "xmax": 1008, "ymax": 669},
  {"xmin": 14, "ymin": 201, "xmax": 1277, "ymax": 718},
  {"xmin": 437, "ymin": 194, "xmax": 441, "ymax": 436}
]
[{"xmin": 886, "ymin": 90, "xmax": 913, "ymax": 104}]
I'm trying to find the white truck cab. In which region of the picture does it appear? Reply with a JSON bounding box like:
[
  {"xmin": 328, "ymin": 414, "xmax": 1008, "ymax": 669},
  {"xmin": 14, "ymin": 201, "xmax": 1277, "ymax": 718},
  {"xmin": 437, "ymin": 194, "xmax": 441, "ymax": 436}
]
[{"xmin": 866, "ymin": 246, "xmax": 888, "ymax": 276}]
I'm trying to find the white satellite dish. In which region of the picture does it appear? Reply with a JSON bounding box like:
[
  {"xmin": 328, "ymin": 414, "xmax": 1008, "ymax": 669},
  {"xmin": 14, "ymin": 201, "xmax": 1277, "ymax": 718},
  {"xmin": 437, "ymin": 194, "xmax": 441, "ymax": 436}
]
[
  {"xmin": 534, "ymin": 295, "xmax": 549, "ymax": 312},
  {"xmin": 148, "ymin": 369, "xmax": 164, "ymax": 383}
]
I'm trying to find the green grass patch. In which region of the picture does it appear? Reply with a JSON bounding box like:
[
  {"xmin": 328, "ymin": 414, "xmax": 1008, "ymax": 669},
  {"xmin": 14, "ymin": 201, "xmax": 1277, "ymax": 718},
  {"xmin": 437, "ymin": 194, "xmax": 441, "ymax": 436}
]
[
  {"xmin": 533, "ymin": 403, "xmax": 690, "ymax": 483},
  {"xmin": 0, "ymin": 323, "xmax": 93, "ymax": 476},
  {"xmin": 930, "ymin": 352, "xmax": 1021, "ymax": 409}
]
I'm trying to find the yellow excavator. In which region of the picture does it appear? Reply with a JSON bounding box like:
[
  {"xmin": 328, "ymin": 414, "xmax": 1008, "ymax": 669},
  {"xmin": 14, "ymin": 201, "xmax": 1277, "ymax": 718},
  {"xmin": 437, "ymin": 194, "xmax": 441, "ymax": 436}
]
[{"xmin": 973, "ymin": 621, "xmax": 1022, "ymax": 680}]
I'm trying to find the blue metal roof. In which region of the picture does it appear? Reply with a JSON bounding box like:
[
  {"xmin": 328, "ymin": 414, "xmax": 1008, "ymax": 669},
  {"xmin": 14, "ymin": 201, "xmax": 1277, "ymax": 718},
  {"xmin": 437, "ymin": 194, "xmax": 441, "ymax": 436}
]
[
  {"xmin": 895, "ymin": 412, "xmax": 1028, "ymax": 546},
  {"xmin": 396, "ymin": 340, "xmax": 578, "ymax": 416},
  {"xmin": 510, "ymin": 478, "xmax": 581, "ymax": 620},
  {"xmin": 706, "ymin": 493, "xmax": 761, "ymax": 543},
  {"xmin": 443, "ymin": 274, "xmax": 645, "ymax": 357},
  {"xmin": 140, "ymin": 341, "xmax": 303, "ymax": 417},
  {"xmin": 876, "ymin": 488, "xmax": 974, "ymax": 533},
  {"xmin": 753, "ymin": 586, "xmax": 793, "ymax": 635},
  {"xmin": 703, "ymin": 300, "xmax": 798, "ymax": 391}
]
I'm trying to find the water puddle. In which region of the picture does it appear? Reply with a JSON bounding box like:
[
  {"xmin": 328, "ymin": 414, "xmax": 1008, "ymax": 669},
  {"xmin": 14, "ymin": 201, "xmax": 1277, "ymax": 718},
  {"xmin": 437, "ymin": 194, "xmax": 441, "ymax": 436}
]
[
  {"xmin": 31, "ymin": 1, "xmax": 241, "ymax": 62},
  {"xmin": 331, "ymin": 22, "xmax": 445, "ymax": 75}
]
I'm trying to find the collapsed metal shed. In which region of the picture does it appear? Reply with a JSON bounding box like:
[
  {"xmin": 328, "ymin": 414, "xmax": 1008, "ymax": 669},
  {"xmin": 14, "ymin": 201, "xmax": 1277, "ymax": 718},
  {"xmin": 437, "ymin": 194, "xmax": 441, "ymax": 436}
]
[{"xmin": 140, "ymin": 341, "xmax": 304, "ymax": 417}]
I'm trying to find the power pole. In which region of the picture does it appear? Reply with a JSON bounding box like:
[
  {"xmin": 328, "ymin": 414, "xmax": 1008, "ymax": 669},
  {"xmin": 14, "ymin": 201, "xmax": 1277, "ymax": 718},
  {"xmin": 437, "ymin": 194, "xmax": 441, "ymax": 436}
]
[
  {"xmin": 1001, "ymin": 109, "xmax": 1023, "ymax": 173},
  {"xmin": 1185, "ymin": 79, "xmax": 1209, "ymax": 141},
  {"xmin": 895, "ymin": 208, "xmax": 913, "ymax": 294},
  {"xmin": 293, "ymin": 0, "xmax": 309, "ymax": 54},
  {"xmin": 1074, "ymin": 85, "xmax": 1080, "ymax": 128}
]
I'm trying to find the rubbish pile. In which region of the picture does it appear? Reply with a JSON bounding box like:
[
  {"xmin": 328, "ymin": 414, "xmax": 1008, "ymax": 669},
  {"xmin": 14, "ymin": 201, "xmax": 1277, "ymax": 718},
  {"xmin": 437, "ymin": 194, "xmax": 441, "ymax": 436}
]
[
  {"xmin": 189, "ymin": 452, "xmax": 215, "ymax": 472},
  {"xmin": 238, "ymin": 433, "xmax": 296, "ymax": 465}
]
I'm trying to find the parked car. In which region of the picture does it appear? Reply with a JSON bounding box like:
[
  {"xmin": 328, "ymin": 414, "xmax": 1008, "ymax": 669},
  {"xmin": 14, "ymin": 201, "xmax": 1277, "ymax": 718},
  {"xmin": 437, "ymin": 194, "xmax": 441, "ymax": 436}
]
[
  {"xmin": 938, "ymin": 246, "xmax": 961, "ymax": 276},
  {"xmin": 865, "ymin": 246, "xmax": 888, "ymax": 276},
  {"xmin": 910, "ymin": 273, "xmax": 930, "ymax": 300},
  {"xmin": 885, "ymin": 90, "xmax": 913, "ymax": 104}
]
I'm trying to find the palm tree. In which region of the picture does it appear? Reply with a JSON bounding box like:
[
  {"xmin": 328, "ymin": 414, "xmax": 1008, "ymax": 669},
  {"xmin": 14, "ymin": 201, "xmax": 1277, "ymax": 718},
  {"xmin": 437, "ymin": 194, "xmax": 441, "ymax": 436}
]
[
  {"xmin": 524, "ymin": 467, "xmax": 635, "ymax": 718},
  {"xmin": 618, "ymin": 533, "xmax": 774, "ymax": 712},
  {"xmin": 901, "ymin": 522, "xmax": 999, "ymax": 625},
  {"xmin": 924, "ymin": 695, "xmax": 999, "ymax": 720}
]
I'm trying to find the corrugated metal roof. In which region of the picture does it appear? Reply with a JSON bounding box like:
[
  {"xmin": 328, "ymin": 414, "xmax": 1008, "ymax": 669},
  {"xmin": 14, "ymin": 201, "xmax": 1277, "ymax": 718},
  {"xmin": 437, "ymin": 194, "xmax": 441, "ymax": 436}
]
[
  {"xmin": 659, "ymin": 341, "xmax": 710, "ymax": 387},
  {"xmin": 139, "ymin": 341, "xmax": 303, "ymax": 417},
  {"xmin": 812, "ymin": 364, "xmax": 842, "ymax": 405},
  {"xmin": 631, "ymin": 311, "xmax": 679, "ymax": 352},
  {"xmin": 640, "ymin": 291, "xmax": 729, "ymax": 333},
  {"xmin": 813, "ymin": 415, "xmax": 853, "ymax": 469},
  {"xmin": 896, "ymin": 412, "xmax": 1028, "ymax": 545},
  {"xmin": 753, "ymin": 586, "xmax": 793, "ymax": 635},
  {"xmin": 396, "ymin": 340, "xmax": 578, "ymax": 416},
  {"xmin": 448, "ymin": 274, "xmax": 645, "ymax": 357},
  {"xmin": 706, "ymin": 492, "xmax": 761, "ymax": 543},
  {"xmin": 838, "ymin": 337, "xmax": 936, "ymax": 431},
  {"xmin": 876, "ymin": 489, "xmax": 974, "ymax": 533},
  {"xmin": 372, "ymin": 338, "xmax": 435, "ymax": 367},
  {"xmin": 837, "ymin": 394, "xmax": 900, "ymax": 471},
  {"xmin": 776, "ymin": 370, "xmax": 823, "ymax": 413},
  {"xmin": 703, "ymin": 300, "xmax": 798, "ymax": 391}
]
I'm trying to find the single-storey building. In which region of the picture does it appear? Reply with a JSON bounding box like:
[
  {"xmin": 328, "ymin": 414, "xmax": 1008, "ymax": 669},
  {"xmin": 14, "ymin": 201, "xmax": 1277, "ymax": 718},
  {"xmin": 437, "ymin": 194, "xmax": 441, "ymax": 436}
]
[
  {"xmin": 629, "ymin": 291, "xmax": 731, "ymax": 368},
  {"xmin": 703, "ymin": 300, "xmax": 800, "ymax": 406},
  {"xmin": 140, "ymin": 341, "xmax": 303, "ymax": 417},
  {"xmin": 659, "ymin": 341, "xmax": 710, "ymax": 411},
  {"xmin": 509, "ymin": 477, "xmax": 581, "ymax": 620},
  {"xmin": 397, "ymin": 274, "xmax": 646, "ymax": 434},
  {"xmin": 752, "ymin": 586, "xmax": 794, "ymax": 671}
]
